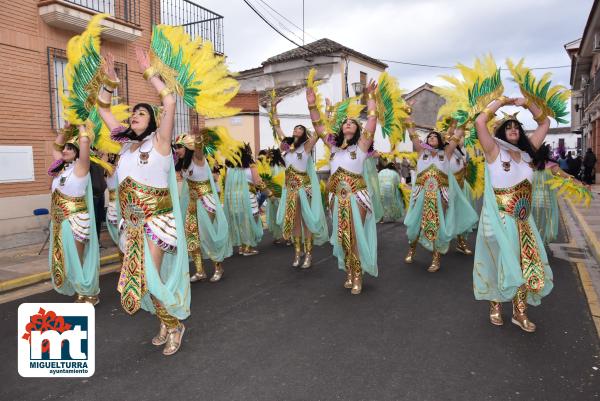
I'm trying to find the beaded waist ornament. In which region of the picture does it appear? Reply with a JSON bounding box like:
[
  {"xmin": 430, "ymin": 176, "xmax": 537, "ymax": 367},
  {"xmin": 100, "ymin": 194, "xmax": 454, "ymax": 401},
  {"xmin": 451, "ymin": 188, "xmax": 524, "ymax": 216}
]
[
  {"xmin": 415, "ymin": 165, "xmax": 448, "ymax": 245},
  {"xmin": 282, "ymin": 166, "xmax": 311, "ymax": 239}
]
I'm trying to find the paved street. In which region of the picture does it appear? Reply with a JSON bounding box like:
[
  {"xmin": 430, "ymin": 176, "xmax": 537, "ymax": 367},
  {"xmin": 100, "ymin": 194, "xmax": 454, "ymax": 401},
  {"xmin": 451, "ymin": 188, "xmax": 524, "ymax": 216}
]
[{"xmin": 0, "ymin": 221, "xmax": 599, "ymax": 401}]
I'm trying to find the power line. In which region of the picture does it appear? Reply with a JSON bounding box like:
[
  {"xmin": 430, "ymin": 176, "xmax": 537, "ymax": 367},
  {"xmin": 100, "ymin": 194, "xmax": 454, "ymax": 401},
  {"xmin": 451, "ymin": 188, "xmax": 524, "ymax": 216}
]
[
  {"xmin": 252, "ymin": 0, "xmax": 307, "ymax": 45},
  {"xmin": 256, "ymin": 0, "xmax": 318, "ymax": 42},
  {"xmin": 243, "ymin": 0, "xmax": 572, "ymax": 72},
  {"xmin": 242, "ymin": 0, "xmax": 321, "ymax": 56}
]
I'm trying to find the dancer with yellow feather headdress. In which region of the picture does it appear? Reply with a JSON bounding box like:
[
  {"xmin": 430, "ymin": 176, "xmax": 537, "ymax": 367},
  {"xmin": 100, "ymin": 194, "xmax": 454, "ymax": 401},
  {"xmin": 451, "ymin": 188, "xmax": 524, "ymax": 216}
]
[
  {"xmin": 48, "ymin": 13, "xmax": 122, "ymax": 306},
  {"xmin": 174, "ymin": 126, "xmax": 241, "ymax": 283},
  {"xmin": 96, "ymin": 22, "xmax": 239, "ymax": 355},
  {"xmin": 471, "ymin": 56, "xmax": 570, "ymax": 333},
  {"xmin": 269, "ymin": 77, "xmax": 329, "ymax": 269}
]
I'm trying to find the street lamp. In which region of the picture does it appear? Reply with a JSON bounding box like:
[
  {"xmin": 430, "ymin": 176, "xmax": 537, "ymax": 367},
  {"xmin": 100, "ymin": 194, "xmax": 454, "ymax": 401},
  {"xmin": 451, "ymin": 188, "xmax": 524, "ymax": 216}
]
[{"xmin": 351, "ymin": 82, "xmax": 364, "ymax": 96}]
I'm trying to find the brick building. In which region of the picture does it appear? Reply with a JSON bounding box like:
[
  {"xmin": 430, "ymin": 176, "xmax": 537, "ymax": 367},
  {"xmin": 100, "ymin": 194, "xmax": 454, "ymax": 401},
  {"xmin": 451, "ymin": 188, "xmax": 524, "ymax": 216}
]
[{"xmin": 0, "ymin": 0, "xmax": 225, "ymax": 235}]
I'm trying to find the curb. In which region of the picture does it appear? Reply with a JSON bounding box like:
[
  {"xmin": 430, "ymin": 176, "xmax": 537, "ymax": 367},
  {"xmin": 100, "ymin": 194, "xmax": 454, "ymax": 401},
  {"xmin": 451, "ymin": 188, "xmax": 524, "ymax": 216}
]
[
  {"xmin": 563, "ymin": 199, "xmax": 600, "ymax": 338},
  {"xmin": 565, "ymin": 198, "xmax": 600, "ymax": 262},
  {"xmin": 0, "ymin": 253, "xmax": 121, "ymax": 293}
]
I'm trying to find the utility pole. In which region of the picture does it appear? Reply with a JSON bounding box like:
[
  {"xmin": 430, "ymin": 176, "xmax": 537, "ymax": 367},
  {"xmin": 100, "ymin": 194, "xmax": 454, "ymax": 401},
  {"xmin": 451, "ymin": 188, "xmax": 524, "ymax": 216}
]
[{"xmin": 302, "ymin": 0, "xmax": 305, "ymax": 45}]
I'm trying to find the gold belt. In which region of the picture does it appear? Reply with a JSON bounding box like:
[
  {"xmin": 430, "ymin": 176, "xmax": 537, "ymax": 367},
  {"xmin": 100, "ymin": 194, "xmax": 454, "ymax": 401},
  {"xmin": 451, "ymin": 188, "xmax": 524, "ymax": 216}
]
[
  {"xmin": 108, "ymin": 189, "xmax": 116, "ymax": 202},
  {"xmin": 50, "ymin": 190, "xmax": 88, "ymax": 289},
  {"xmin": 285, "ymin": 166, "xmax": 310, "ymax": 191},
  {"xmin": 118, "ymin": 176, "xmax": 173, "ymax": 222},
  {"xmin": 494, "ymin": 179, "xmax": 532, "ymax": 221},
  {"xmin": 187, "ymin": 179, "xmax": 212, "ymax": 200},
  {"xmin": 327, "ymin": 167, "xmax": 367, "ymax": 200},
  {"xmin": 415, "ymin": 165, "xmax": 448, "ymax": 188}
]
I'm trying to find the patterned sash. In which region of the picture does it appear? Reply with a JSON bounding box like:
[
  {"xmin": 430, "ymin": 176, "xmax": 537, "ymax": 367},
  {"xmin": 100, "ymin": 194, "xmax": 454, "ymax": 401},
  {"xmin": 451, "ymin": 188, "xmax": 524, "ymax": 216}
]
[
  {"xmin": 415, "ymin": 165, "xmax": 448, "ymax": 245},
  {"xmin": 282, "ymin": 166, "xmax": 311, "ymax": 239},
  {"xmin": 494, "ymin": 179, "xmax": 545, "ymax": 293},
  {"xmin": 117, "ymin": 177, "xmax": 173, "ymax": 315},
  {"xmin": 185, "ymin": 179, "xmax": 213, "ymax": 252},
  {"xmin": 50, "ymin": 191, "xmax": 87, "ymax": 289}
]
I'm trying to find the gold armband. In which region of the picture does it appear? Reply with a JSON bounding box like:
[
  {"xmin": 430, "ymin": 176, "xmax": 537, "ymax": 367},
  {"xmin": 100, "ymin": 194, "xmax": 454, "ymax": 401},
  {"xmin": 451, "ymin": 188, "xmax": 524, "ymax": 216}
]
[
  {"xmin": 523, "ymin": 97, "xmax": 531, "ymax": 109},
  {"xmin": 270, "ymin": 118, "xmax": 280, "ymax": 127},
  {"xmin": 406, "ymin": 121, "xmax": 415, "ymax": 129},
  {"xmin": 79, "ymin": 130, "xmax": 95, "ymax": 143},
  {"xmin": 143, "ymin": 66, "xmax": 159, "ymax": 81},
  {"xmin": 53, "ymin": 142, "xmax": 65, "ymax": 152},
  {"xmin": 448, "ymin": 136, "xmax": 460, "ymax": 144},
  {"xmin": 325, "ymin": 105, "xmax": 334, "ymax": 113},
  {"xmin": 311, "ymin": 118, "xmax": 324, "ymax": 126},
  {"xmin": 362, "ymin": 129, "xmax": 374, "ymax": 140},
  {"xmin": 497, "ymin": 95, "xmax": 509, "ymax": 105},
  {"xmin": 534, "ymin": 111, "xmax": 547, "ymax": 124},
  {"xmin": 366, "ymin": 92, "xmax": 375, "ymax": 101},
  {"xmin": 308, "ymin": 104, "xmax": 318, "ymax": 112},
  {"xmin": 159, "ymin": 87, "xmax": 173, "ymax": 101},
  {"xmin": 367, "ymin": 109, "xmax": 377, "ymax": 118},
  {"xmin": 409, "ymin": 132, "xmax": 419, "ymax": 141},
  {"xmin": 481, "ymin": 107, "xmax": 495, "ymax": 121},
  {"xmin": 103, "ymin": 75, "xmax": 120, "ymax": 89},
  {"xmin": 96, "ymin": 96, "xmax": 112, "ymax": 109}
]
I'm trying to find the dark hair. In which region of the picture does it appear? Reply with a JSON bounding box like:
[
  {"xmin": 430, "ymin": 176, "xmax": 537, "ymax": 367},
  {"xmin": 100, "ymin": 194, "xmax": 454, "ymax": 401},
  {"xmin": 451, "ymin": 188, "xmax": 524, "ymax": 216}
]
[
  {"xmin": 334, "ymin": 119, "xmax": 361, "ymax": 148},
  {"xmin": 174, "ymin": 147, "xmax": 194, "ymax": 171},
  {"xmin": 282, "ymin": 125, "xmax": 309, "ymax": 149},
  {"xmin": 49, "ymin": 143, "xmax": 79, "ymax": 175},
  {"xmin": 112, "ymin": 103, "xmax": 158, "ymax": 142},
  {"xmin": 426, "ymin": 131, "xmax": 445, "ymax": 150},
  {"xmin": 225, "ymin": 143, "xmax": 254, "ymax": 168},
  {"xmin": 268, "ymin": 148, "xmax": 285, "ymax": 167},
  {"xmin": 533, "ymin": 143, "xmax": 556, "ymax": 171},
  {"xmin": 65, "ymin": 143, "xmax": 80, "ymax": 159},
  {"xmin": 494, "ymin": 119, "xmax": 536, "ymax": 159}
]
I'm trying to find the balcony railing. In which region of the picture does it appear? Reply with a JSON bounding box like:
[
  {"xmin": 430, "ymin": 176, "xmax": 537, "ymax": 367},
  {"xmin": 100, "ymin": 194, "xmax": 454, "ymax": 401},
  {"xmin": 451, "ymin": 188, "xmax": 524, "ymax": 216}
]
[
  {"xmin": 54, "ymin": 0, "xmax": 141, "ymax": 26},
  {"xmin": 151, "ymin": 0, "xmax": 224, "ymax": 54}
]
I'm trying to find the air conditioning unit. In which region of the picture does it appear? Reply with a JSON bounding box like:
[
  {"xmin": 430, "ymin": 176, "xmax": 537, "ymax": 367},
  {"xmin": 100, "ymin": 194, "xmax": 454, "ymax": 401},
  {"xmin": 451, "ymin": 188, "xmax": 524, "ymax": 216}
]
[{"xmin": 594, "ymin": 33, "xmax": 600, "ymax": 53}]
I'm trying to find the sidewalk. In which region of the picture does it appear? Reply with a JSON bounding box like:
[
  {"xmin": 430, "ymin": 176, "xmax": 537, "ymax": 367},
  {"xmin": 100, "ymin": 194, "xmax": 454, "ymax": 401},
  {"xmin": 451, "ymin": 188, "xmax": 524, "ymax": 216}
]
[
  {"xmin": 0, "ymin": 227, "xmax": 120, "ymax": 293},
  {"xmin": 562, "ymin": 183, "xmax": 600, "ymax": 335}
]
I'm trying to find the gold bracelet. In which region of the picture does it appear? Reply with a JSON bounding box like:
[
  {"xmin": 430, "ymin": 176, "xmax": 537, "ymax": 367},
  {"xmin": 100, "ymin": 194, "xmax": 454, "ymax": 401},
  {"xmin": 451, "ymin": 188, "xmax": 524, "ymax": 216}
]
[
  {"xmin": 362, "ymin": 129, "xmax": 374, "ymax": 140},
  {"xmin": 534, "ymin": 111, "xmax": 547, "ymax": 124},
  {"xmin": 497, "ymin": 95, "xmax": 509, "ymax": 105},
  {"xmin": 481, "ymin": 107, "xmax": 495, "ymax": 121},
  {"xmin": 79, "ymin": 130, "xmax": 95, "ymax": 143},
  {"xmin": 308, "ymin": 104, "xmax": 318, "ymax": 111},
  {"xmin": 325, "ymin": 105, "xmax": 334, "ymax": 113},
  {"xmin": 271, "ymin": 118, "xmax": 280, "ymax": 127},
  {"xmin": 311, "ymin": 118, "xmax": 324, "ymax": 126},
  {"xmin": 96, "ymin": 96, "xmax": 112, "ymax": 109},
  {"xmin": 367, "ymin": 109, "xmax": 377, "ymax": 118},
  {"xmin": 317, "ymin": 131, "xmax": 327, "ymax": 140},
  {"xmin": 143, "ymin": 66, "xmax": 159, "ymax": 81},
  {"xmin": 448, "ymin": 136, "xmax": 460, "ymax": 144},
  {"xmin": 53, "ymin": 142, "xmax": 65, "ymax": 151},
  {"xmin": 366, "ymin": 92, "xmax": 375, "ymax": 101},
  {"xmin": 103, "ymin": 75, "xmax": 120, "ymax": 89},
  {"xmin": 406, "ymin": 121, "xmax": 415, "ymax": 129},
  {"xmin": 159, "ymin": 87, "xmax": 173, "ymax": 101},
  {"xmin": 409, "ymin": 132, "xmax": 419, "ymax": 141},
  {"xmin": 523, "ymin": 97, "xmax": 531, "ymax": 109}
]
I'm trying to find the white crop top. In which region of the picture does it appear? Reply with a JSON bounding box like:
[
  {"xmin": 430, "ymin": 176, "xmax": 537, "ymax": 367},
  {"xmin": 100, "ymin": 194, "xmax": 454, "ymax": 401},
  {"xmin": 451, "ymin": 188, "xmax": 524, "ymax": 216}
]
[
  {"xmin": 116, "ymin": 133, "xmax": 171, "ymax": 188},
  {"xmin": 448, "ymin": 150, "xmax": 466, "ymax": 175},
  {"xmin": 51, "ymin": 163, "xmax": 89, "ymax": 197},
  {"xmin": 181, "ymin": 159, "xmax": 210, "ymax": 182},
  {"xmin": 330, "ymin": 145, "xmax": 367, "ymax": 175},
  {"xmin": 283, "ymin": 143, "xmax": 309, "ymax": 172},
  {"xmin": 417, "ymin": 149, "xmax": 448, "ymax": 174},
  {"xmin": 488, "ymin": 139, "xmax": 533, "ymax": 189}
]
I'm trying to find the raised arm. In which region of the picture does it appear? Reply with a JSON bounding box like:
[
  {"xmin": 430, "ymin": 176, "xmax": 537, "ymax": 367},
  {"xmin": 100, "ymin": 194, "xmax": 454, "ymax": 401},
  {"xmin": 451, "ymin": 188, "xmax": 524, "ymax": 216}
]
[
  {"xmin": 270, "ymin": 97, "xmax": 286, "ymax": 141},
  {"xmin": 74, "ymin": 125, "xmax": 91, "ymax": 177},
  {"xmin": 445, "ymin": 125, "xmax": 466, "ymax": 159},
  {"xmin": 475, "ymin": 96, "xmax": 512, "ymax": 160},
  {"xmin": 135, "ymin": 48, "xmax": 176, "ymax": 156},
  {"xmin": 52, "ymin": 125, "xmax": 67, "ymax": 161},
  {"xmin": 515, "ymin": 97, "xmax": 550, "ymax": 150},
  {"xmin": 358, "ymin": 79, "xmax": 378, "ymax": 152},
  {"xmin": 405, "ymin": 116, "xmax": 423, "ymax": 154},
  {"xmin": 97, "ymin": 53, "xmax": 122, "ymax": 132},
  {"xmin": 306, "ymin": 87, "xmax": 327, "ymax": 145}
]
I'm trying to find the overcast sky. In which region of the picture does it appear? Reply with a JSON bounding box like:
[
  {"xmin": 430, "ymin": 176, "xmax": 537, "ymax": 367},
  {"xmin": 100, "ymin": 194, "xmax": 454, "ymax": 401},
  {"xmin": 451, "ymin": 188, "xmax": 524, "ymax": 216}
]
[{"xmin": 198, "ymin": 0, "xmax": 593, "ymax": 127}]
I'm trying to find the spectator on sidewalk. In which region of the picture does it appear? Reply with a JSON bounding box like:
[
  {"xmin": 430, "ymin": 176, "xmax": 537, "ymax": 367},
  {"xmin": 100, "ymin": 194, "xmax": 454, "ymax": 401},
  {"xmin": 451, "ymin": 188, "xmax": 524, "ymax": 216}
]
[
  {"xmin": 567, "ymin": 151, "xmax": 579, "ymax": 176},
  {"xmin": 558, "ymin": 151, "xmax": 569, "ymax": 171},
  {"xmin": 583, "ymin": 148, "xmax": 597, "ymax": 185}
]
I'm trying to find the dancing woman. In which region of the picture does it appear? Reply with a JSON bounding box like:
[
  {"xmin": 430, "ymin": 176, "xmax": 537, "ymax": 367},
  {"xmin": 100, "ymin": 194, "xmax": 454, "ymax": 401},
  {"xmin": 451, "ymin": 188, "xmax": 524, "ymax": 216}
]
[
  {"xmin": 404, "ymin": 121, "xmax": 477, "ymax": 272},
  {"xmin": 98, "ymin": 50, "xmax": 189, "ymax": 355},
  {"xmin": 377, "ymin": 160, "xmax": 405, "ymax": 222},
  {"xmin": 48, "ymin": 124, "xmax": 100, "ymax": 305},
  {"xmin": 473, "ymin": 96, "xmax": 553, "ymax": 332},
  {"xmin": 270, "ymin": 98, "xmax": 328, "ymax": 268},
  {"xmin": 174, "ymin": 130, "xmax": 232, "ymax": 283},
  {"xmin": 307, "ymin": 80, "xmax": 379, "ymax": 294}
]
